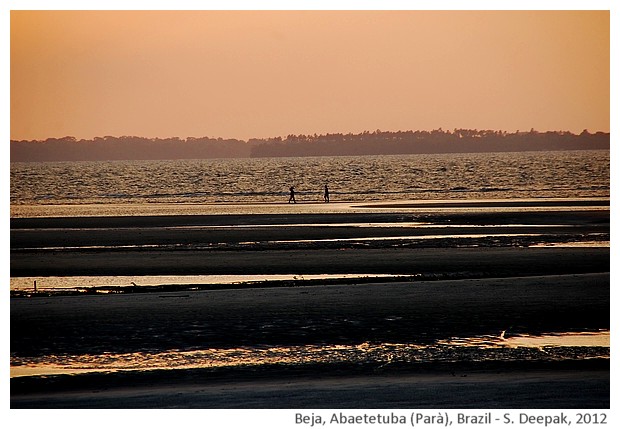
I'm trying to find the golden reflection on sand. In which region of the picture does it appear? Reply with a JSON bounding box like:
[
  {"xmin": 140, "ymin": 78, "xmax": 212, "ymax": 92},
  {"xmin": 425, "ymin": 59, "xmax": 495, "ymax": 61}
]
[
  {"xmin": 10, "ymin": 273, "xmax": 409, "ymax": 290},
  {"xmin": 438, "ymin": 330, "xmax": 610, "ymax": 348},
  {"xmin": 11, "ymin": 331, "xmax": 609, "ymax": 378},
  {"xmin": 10, "ymin": 198, "xmax": 609, "ymax": 218}
]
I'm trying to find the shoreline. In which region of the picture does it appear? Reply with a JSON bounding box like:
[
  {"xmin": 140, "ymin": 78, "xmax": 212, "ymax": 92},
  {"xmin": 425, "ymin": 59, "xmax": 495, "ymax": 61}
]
[{"xmin": 10, "ymin": 196, "xmax": 610, "ymax": 218}]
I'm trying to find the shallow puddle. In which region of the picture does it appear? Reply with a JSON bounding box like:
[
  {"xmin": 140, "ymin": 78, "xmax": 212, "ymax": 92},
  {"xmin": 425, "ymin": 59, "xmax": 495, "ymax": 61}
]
[
  {"xmin": 438, "ymin": 330, "xmax": 610, "ymax": 348},
  {"xmin": 10, "ymin": 273, "xmax": 409, "ymax": 291}
]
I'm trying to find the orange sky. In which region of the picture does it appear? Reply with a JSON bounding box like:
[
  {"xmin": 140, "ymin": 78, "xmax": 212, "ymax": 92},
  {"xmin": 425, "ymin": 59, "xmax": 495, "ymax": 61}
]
[{"xmin": 10, "ymin": 10, "xmax": 610, "ymax": 141}]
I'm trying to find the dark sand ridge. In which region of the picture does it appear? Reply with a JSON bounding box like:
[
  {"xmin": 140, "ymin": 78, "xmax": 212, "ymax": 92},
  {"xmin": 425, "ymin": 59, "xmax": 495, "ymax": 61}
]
[{"xmin": 10, "ymin": 247, "xmax": 610, "ymax": 278}]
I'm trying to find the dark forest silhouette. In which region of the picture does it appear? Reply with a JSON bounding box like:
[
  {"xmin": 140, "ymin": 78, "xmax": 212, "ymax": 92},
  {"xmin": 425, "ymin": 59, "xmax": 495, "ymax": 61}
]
[{"xmin": 10, "ymin": 129, "xmax": 609, "ymax": 162}]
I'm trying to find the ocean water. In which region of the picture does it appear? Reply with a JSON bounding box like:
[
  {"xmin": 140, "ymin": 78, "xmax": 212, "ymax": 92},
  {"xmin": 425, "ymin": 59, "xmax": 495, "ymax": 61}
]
[{"xmin": 10, "ymin": 151, "xmax": 610, "ymax": 208}]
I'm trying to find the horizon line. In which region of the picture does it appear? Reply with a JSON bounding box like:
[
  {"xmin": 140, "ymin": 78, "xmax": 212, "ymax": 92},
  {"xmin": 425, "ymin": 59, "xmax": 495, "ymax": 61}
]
[{"xmin": 10, "ymin": 127, "xmax": 610, "ymax": 143}]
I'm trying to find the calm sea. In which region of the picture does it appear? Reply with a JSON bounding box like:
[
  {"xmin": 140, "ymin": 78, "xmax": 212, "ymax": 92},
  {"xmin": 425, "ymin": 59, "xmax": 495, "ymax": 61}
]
[{"xmin": 10, "ymin": 151, "xmax": 610, "ymax": 209}]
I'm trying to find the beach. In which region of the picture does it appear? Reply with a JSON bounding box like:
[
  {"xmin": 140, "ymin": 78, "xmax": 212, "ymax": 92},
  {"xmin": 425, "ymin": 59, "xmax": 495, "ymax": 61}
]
[
  {"xmin": 10, "ymin": 199, "xmax": 610, "ymax": 408},
  {"xmin": 8, "ymin": 6, "xmax": 611, "ymax": 417}
]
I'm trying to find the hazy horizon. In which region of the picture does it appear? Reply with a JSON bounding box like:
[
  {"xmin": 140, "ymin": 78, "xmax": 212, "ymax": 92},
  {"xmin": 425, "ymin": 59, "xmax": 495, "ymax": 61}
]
[
  {"xmin": 9, "ymin": 126, "xmax": 612, "ymax": 143},
  {"xmin": 11, "ymin": 10, "xmax": 610, "ymax": 143}
]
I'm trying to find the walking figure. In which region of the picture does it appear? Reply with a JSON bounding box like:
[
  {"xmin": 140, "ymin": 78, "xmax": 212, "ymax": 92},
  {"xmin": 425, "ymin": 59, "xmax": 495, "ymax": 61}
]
[
  {"xmin": 288, "ymin": 186, "xmax": 296, "ymax": 203},
  {"xmin": 324, "ymin": 184, "xmax": 330, "ymax": 203}
]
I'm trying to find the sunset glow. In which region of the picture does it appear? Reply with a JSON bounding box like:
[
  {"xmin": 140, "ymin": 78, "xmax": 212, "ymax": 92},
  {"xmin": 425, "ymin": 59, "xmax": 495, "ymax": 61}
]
[{"xmin": 10, "ymin": 10, "xmax": 610, "ymax": 141}]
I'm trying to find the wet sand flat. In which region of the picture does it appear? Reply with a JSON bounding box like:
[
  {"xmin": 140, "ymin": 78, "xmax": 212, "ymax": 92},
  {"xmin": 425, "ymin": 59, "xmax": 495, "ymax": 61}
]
[
  {"xmin": 11, "ymin": 274, "xmax": 610, "ymax": 408},
  {"xmin": 11, "ymin": 367, "xmax": 610, "ymax": 409},
  {"xmin": 10, "ymin": 247, "xmax": 610, "ymax": 278},
  {"xmin": 11, "ymin": 274, "xmax": 609, "ymax": 355},
  {"xmin": 9, "ymin": 208, "xmax": 610, "ymax": 278},
  {"xmin": 10, "ymin": 204, "xmax": 610, "ymax": 408}
]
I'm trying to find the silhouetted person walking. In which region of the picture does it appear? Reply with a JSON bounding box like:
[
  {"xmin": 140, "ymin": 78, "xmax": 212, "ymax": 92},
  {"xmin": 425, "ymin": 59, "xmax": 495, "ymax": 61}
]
[
  {"xmin": 324, "ymin": 184, "xmax": 330, "ymax": 203},
  {"xmin": 288, "ymin": 186, "xmax": 296, "ymax": 203}
]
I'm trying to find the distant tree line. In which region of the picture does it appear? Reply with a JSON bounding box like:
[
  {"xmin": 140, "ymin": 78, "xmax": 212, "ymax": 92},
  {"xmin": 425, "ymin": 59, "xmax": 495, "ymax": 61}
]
[
  {"xmin": 10, "ymin": 135, "xmax": 250, "ymax": 162},
  {"xmin": 248, "ymin": 128, "xmax": 609, "ymax": 157},
  {"xmin": 10, "ymin": 129, "xmax": 609, "ymax": 162}
]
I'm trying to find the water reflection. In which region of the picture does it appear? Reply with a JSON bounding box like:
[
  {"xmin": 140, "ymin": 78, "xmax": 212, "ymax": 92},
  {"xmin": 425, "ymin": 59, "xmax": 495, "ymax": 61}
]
[
  {"xmin": 11, "ymin": 331, "xmax": 609, "ymax": 378},
  {"xmin": 438, "ymin": 330, "xmax": 610, "ymax": 348},
  {"xmin": 10, "ymin": 273, "xmax": 408, "ymax": 291}
]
